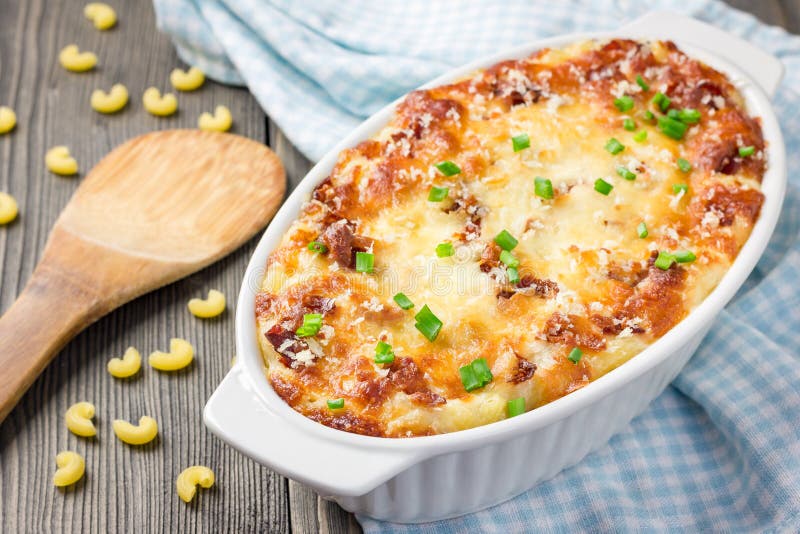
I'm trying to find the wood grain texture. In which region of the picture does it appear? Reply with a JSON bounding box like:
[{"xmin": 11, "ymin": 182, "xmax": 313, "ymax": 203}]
[{"xmin": 0, "ymin": 0, "xmax": 793, "ymax": 532}]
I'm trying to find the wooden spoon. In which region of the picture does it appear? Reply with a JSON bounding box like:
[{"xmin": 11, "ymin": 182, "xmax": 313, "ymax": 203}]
[{"xmin": 0, "ymin": 130, "xmax": 285, "ymax": 422}]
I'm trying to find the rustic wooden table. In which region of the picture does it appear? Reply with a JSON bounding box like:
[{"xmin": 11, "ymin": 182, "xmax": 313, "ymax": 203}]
[{"xmin": 0, "ymin": 1, "xmax": 796, "ymax": 532}]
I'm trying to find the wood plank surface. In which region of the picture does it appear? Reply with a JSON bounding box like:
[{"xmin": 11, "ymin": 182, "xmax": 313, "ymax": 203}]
[{"xmin": 0, "ymin": 0, "xmax": 794, "ymax": 533}]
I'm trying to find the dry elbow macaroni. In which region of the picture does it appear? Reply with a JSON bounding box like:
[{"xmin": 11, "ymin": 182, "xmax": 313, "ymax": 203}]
[
  {"xmin": 149, "ymin": 338, "xmax": 194, "ymax": 371},
  {"xmin": 170, "ymin": 67, "xmax": 205, "ymax": 92},
  {"xmin": 142, "ymin": 87, "xmax": 178, "ymax": 117},
  {"xmin": 107, "ymin": 347, "xmax": 141, "ymax": 378},
  {"xmin": 65, "ymin": 401, "xmax": 97, "ymax": 437},
  {"xmin": 59, "ymin": 44, "xmax": 97, "ymax": 72},
  {"xmin": 91, "ymin": 84, "xmax": 129, "ymax": 114},
  {"xmin": 0, "ymin": 106, "xmax": 16, "ymax": 134},
  {"xmin": 0, "ymin": 192, "xmax": 18, "ymax": 225},
  {"xmin": 45, "ymin": 146, "xmax": 79, "ymax": 176},
  {"xmin": 176, "ymin": 466, "xmax": 215, "ymax": 502},
  {"xmin": 83, "ymin": 3, "xmax": 117, "ymax": 30},
  {"xmin": 112, "ymin": 416, "xmax": 158, "ymax": 445},
  {"xmin": 188, "ymin": 289, "xmax": 226, "ymax": 318},
  {"xmin": 53, "ymin": 451, "xmax": 86, "ymax": 487},
  {"xmin": 198, "ymin": 106, "xmax": 232, "ymax": 132}
]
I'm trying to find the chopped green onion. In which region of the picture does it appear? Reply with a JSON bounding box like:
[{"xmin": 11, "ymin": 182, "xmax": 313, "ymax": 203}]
[
  {"xmin": 374, "ymin": 341, "xmax": 395, "ymax": 364},
  {"xmin": 459, "ymin": 365, "xmax": 481, "ymax": 392},
  {"xmin": 471, "ymin": 358, "xmax": 493, "ymax": 384},
  {"xmin": 435, "ymin": 161, "xmax": 461, "ymax": 176},
  {"xmin": 499, "ymin": 249, "xmax": 520, "ymax": 268},
  {"xmin": 308, "ymin": 241, "xmax": 328, "ymax": 254},
  {"xmin": 605, "ymin": 137, "xmax": 625, "ymax": 155},
  {"xmin": 534, "ymin": 176, "xmax": 554, "ymax": 200},
  {"xmin": 637, "ymin": 222, "xmax": 648, "ymax": 238},
  {"xmin": 428, "ymin": 186, "xmax": 449, "ymax": 202},
  {"xmin": 739, "ymin": 145, "xmax": 755, "ymax": 157},
  {"xmin": 507, "ymin": 266, "xmax": 520, "ymax": 284},
  {"xmin": 633, "ymin": 130, "xmax": 648, "ymax": 143},
  {"xmin": 512, "ymin": 133, "xmax": 530, "ymax": 152},
  {"xmin": 436, "ymin": 242, "xmax": 455, "ymax": 257},
  {"xmin": 677, "ymin": 158, "xmax": 692, "ymax": 173},
  {"xmin": 654, "ymin": 251, "xmax": 675, "ymax": 270},
  {"xmin": 415, "ymin": 304, "xmax": 443, "ymax": 342},
  {"xmin": 667, "ymin": 109, "xmax": 680, "ymax": 120},
  {"xmin": 594, "ymin": 178, "xmax": 613, "ymax": 195},
  {"xmin": 507, "ymin": 397, "xmax": 526, "ymax": 418},
  {"xmin": 616, "ymin": 165, "xmax": 636, "ymax": 181},
  {"xmin": 652, "ymin": 91, "xmax": 671, "ymax": 112},
  {"xmin": 355, "ymin": 251, "xmax": 374, "ymax": 273},
  {"xmin": 327, "ymin": 398, "xmax": 344, "ymax": 409},
  {"xmin": 623, "ymin": 118, "xmax": 636, "ymax": 131},
  {"xmin": 642, "ymin": 110, "xmax": 655, "ymax": 121},
  {"xmin": 568, "ymin": 347, "xmax": 583, "ymax": 364},
  {"xmin": 678, "ymin": 108, "xmax": 701, "ymax": 124},
  {"xmin": 613, "ymin": 95, "xmax": 635, "ymax": 112},
  {"xmin": 636, "ymin": 75, "xmax": 650, "ymax": 91},
  {"xmin": 673, "ymin": 183, "xmax": 689, "ymax": 195},
  {"xmin": 296, "ymin": 313, "xmax": 322, "ymax": 337},
  {"xmin": 494, "ymin": 229, "xmax": 519, "ymax": 251},
  {"xmin": 657, "ymin": 115, "xmax": 688, "ymax": 140},
  {"xmin": 459, "ymin": 358, "xmax": 493, "ymax": 392},
  {"xmin": 674, "ymin": 250, "xmax": 697, "ymax": 263},
  {"xmin": 393, "ymin": 292, "xmax": 414, "ymax": 310}
]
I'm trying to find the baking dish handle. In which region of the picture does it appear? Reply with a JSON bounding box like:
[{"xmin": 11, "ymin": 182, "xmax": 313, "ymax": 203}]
[
  {"xmin": 204, "ymin": 366, "xmax": 425, "ymax": 498},
  {"xmin": 621, "ymin": 10, "xmax": 784, "ymax": 98}
]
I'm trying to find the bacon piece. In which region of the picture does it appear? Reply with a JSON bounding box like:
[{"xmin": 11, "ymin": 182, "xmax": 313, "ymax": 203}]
[
  {"xmin": 497, "ymin": 276, "xmax": 559, "ymax": 300},
  {"xmin": 507, "ymin": 355, "xmax": 537, "ymax": 384},
  {"xmin": 445, "ymin": 193, "xmax": 485, "ymax": 242},
  {"xmin": 298, "ymin": 294, "xmax": 335, "ymax": 317},
  {"xmin": 352, "ymin": 376, "xmax": 391, "ymax": 408},
  {"xmin": 310, "ymin": 175, "xmax": 357, "ymax": 219},
  {"xmin": 681, "ymin": 79, "xmax": 727, "ymax": 110},
  {"xmin": 265, "ymin": 324, "xmax": 310, "ymax": 367},
  {"xmin": 544, "ymin": 312, "xmax": 606, "ymax": 351},
  {"xmin": 479, "ymin": 242, "xmax": 501, "ymax": 273},
  {"xmin": 590, "ymin": 314, "xmax": 645, "ymax": 335},
  {"xmin": 517, "ymin": 276, "xmax": 559, "ymax": 298},
  {"xmin": 279, "ymin": 293, "xmax": 336, "ymax": 330},
  {"xmin": 408, "ymin": 391, "xmax": 446, "ymax": 406},
  {"xmin": 255, "ymin": 292, "xmax": 277, "ymax": 319},
  {"xmin": 486, "ymin": 60, "xmax": 543, "ymax": 108},
  {"xmin": 320, "ymin": 219, "xmax": 354, "ymax": 267},
  {"xmin": 388, "ymin": 357, "xmax": 446, "ymax": 407},
  {"xmin": 318, "ymin": 219, "xmax": 373, "ymax": 269},
  {"xmin": 497, "ymin": 289, "xmax": 516, "ymax": 299}
]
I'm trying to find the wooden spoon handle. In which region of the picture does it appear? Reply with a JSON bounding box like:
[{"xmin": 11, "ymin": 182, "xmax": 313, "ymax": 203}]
[
  {"xmin": 0, "ymin": 227, "xmax": 122, "ymax": 422},
  {"xmin": 0, "ymin": 259, "xmax": 99, "ymax": 422}
]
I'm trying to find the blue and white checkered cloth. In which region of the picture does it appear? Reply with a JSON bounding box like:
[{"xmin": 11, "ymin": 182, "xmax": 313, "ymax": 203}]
[{"xmin": 154, "ymin": 0, "xmax": 800, "ymax": 530}]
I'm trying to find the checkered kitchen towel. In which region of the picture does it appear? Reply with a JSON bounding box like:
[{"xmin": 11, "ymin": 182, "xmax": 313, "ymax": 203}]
[{"xmin": 154, "ymin": 0, "xmax": 800, "ymax": 531}]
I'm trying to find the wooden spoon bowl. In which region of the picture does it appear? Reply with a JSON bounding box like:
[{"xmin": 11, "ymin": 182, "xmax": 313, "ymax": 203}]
[{"xmin": 0, "ymin": 130, "xmax": 285, "ymax": 422}]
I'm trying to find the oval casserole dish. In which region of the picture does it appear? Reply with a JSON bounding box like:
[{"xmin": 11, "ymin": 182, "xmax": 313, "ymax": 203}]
[{"xmin": 205, "ymin": 11, "xmax": 786, "ymax": 523}]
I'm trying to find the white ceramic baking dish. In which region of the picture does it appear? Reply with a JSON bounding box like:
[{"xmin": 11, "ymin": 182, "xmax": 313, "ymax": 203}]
[{"xmin": 205, "ymin": 11, "xmax": 786, "ymax": 523}]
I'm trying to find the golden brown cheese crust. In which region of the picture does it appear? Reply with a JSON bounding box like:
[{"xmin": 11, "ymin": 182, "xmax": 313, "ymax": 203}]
[{"xmin": 256, "ymin": 39, "xmax": 765, "ymax": 437}]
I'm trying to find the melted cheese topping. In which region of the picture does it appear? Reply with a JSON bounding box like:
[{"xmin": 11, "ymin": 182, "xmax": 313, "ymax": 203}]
[{"xmin": 256, "ymin": 40, "xmax": 765, "ymax": 437}]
